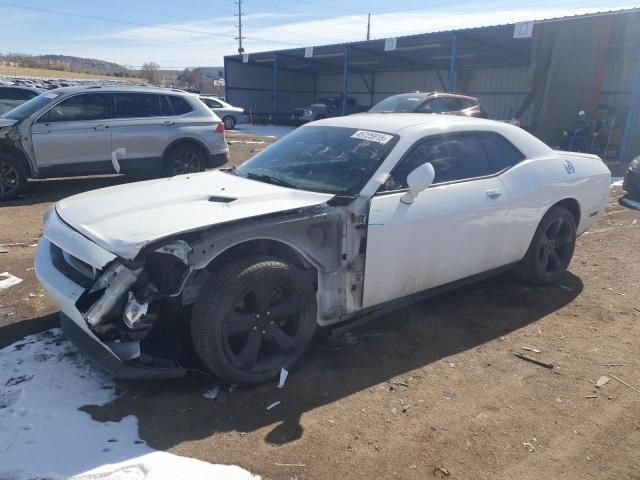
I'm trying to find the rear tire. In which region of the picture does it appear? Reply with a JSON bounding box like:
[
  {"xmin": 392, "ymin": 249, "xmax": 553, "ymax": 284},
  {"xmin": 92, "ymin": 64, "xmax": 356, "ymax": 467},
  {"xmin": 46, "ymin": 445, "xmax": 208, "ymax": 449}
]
[
  {"xmin": 515, "ymin": 206, "xmax": 577, "ymax": 286},
  {"xmin": 223, "ymin": 116, "xmax": 236, "ymax": 130},
  {"xmin": 191, "ymin": 255, "xmax": 317, "ymax": 385},
  {"xmin": 0, "ymin": 154, "xmax": 27, "ymax": 202},
  {"xmin": 164, "ymin": 144, "xmax": 206, "ymax": 176}
]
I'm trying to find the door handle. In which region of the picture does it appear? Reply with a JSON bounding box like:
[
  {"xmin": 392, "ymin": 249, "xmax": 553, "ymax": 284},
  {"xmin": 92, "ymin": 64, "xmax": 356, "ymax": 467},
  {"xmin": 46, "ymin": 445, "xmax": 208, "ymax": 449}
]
[
  {"xmin": 94, "ymin": 124, "xmax": 108, "ymax": 131},
  {"xmin": 486, "ymin": 188, "xmax": 502, "ymax": 199},
  {"xmin": 163, "ymin": 121, "xmax": 175, "ymax": 126}
]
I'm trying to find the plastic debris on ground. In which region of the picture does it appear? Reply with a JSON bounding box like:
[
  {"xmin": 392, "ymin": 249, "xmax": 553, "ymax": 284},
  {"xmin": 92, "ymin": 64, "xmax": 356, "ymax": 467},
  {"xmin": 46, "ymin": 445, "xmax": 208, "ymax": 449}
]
[
  {"xmin": 0, "ymin": 272, "xmax": 23, "ymax": 290},
  {"xmin": 277, "ymin": 368, "xmax": 288, "ymax": 389},
  {"xmin": 596, "ymin": 376, "xmax": 610, "ymax": 388},
  {"xmin": 203, "ymin": 384, "xmax": 220, "ymax": 400}
]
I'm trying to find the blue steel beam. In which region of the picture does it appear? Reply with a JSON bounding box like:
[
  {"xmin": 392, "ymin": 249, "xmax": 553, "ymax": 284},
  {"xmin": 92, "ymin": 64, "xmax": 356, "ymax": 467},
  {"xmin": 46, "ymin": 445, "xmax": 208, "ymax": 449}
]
[
  {"xmin": 448, "ymin": 34, "xmax": 457, "ymax": 92},
  {"xmin": 619, "ymin": 49, "xmax": 640, "ymax": 162},
  {"xmin": 342, "ymin": 46, "xmax": 349, "ymax": 116},
  {"xmin": 223, "ymin": 57, "xmax": 229, "ymax": 102},
  {"xmin": 273, "ymin": 55, "xmax": 279, "ymax": 121}
]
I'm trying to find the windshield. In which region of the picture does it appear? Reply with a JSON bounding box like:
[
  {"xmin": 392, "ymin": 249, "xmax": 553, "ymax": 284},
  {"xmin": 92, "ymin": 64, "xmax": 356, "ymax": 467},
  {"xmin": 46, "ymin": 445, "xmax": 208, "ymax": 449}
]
[
  {"xmin": 2, "ymin": 92, "xmax": 60, "ymax": 120},
  {"xmin": 369, "ymin": 94, "xmax": 428, "ymax": 113},
  {"xmin": 236, "ymin": 126, "xmax": 398, "ymax": 196}
]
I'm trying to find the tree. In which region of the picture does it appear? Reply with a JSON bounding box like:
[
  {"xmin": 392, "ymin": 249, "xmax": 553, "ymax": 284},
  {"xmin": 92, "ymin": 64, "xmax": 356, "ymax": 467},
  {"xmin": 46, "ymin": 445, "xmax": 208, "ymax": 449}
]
[{"xmin": 141, "ymin": 62, "xmax": 160, "ymax": 83}]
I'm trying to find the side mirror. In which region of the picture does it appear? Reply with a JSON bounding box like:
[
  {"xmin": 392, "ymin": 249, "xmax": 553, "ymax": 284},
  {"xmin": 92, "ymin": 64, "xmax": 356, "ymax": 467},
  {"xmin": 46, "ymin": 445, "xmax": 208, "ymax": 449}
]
[{"xmin": 400, "ymin": 163, "xmax": 435, "ymax": 204}]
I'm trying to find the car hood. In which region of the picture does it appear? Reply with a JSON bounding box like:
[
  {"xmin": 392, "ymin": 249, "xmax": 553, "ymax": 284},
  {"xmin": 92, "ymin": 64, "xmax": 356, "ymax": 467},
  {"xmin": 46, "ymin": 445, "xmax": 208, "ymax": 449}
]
[
  {"xmin": 0, "ymin": 118, "xmax": 18, "ymax": 127},
  {"xmin": 55, "ymin": 170, "xmax": 334, "ymax": 260}
]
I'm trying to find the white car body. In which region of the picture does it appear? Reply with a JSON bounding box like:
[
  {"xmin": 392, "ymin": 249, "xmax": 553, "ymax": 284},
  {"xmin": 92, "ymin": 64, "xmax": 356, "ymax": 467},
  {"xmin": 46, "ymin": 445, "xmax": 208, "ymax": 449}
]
[
  {"xmin": 35, "ymin": 114, "xmax": 610, "ymax": 379},
  {"xmin": 199, "ymin": 96, "xmax": 249, "ymax": 129}
]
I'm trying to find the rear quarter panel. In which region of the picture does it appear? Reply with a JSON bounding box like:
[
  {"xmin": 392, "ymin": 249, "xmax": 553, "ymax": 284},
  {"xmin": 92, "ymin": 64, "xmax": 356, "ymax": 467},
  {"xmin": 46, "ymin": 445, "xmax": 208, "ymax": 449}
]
[
  {"xmin": 498, "ymin": 152, "xmax": 610, "ymax": 263},
  {"xmin": 172, "ymin": 112, "xmax": 228, "ymax": 155}
]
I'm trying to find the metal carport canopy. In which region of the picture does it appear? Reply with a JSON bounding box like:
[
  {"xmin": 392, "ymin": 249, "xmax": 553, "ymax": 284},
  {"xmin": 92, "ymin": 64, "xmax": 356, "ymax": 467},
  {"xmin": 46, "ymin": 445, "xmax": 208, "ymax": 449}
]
[{"xmin": 224, "ymin": 24, "xmax": 533, "ymax": 75}]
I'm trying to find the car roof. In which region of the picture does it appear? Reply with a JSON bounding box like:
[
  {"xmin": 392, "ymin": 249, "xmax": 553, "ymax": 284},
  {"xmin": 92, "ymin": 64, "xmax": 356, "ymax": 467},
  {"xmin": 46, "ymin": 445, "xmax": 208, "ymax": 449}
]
[
  {"xmin": 305, "ymin": 113, "xmax": 495, "ymax": 133},
  {"xmin": 384, "ymin": 91, "xmax": 478, "ymax": 101},
  {"xmin": 48, "ymin": 85, "xmax": 192, "ymax": 96},
  {"xmin": 307, "ymin": 113, "xmax": 552, "ymax": 159}
]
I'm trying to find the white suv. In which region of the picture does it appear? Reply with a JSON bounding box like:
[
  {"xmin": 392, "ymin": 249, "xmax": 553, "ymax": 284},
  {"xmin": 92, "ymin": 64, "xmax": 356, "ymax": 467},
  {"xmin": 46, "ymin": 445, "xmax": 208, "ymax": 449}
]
[{"xmin": 0, "ymin": 86, "xmax": 229, "ymax": 201}]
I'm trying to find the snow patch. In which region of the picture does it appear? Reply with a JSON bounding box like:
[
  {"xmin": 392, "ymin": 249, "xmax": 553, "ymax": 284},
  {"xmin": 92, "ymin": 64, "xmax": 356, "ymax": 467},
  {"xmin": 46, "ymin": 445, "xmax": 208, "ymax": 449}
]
[
  {"xmin": 611, "ymin": 177, "xmax": 624, "ymax": 187},
  {"xmin": 0, "ymin": 329, "xmax": 258, "ymax": 480},
  {"xmin": 234, "ymin": 124, "xmax": 296, "ymax": 138}
]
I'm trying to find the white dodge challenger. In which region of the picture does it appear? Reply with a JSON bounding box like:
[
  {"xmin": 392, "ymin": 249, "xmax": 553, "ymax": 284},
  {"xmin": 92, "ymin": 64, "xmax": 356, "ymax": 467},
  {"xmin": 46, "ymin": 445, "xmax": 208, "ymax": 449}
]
[{"xmin": 35, "ymin": 114, "xmax": 611, "ymax": 384}]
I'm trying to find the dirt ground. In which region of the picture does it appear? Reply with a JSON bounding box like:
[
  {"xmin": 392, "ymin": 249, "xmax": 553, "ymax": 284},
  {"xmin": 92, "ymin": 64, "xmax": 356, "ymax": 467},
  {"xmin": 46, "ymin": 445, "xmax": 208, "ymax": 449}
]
[{"xmin": 1, "ymin": 131, "xmax": 639, "ymax": 480}]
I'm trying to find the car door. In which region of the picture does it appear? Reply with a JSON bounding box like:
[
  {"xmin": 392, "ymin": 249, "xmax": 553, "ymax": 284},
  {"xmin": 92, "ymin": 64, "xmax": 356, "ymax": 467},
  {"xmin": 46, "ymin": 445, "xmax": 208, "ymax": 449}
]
[
  {"xmin": 362, "ymin": 133, "xmax": 511, "ymax": 308},
  {"xmin": 109, "ymin": 93, "xmax": 175, "ymax": 172},
  {"xmin": 31, "ymin": 93, "xmax": 113, "ymax": 173}
]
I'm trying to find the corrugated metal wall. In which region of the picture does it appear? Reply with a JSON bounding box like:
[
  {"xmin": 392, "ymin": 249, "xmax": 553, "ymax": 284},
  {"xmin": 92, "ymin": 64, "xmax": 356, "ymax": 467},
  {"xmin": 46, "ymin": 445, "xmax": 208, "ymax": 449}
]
[
  {"xmin": 467, "ymin": 65, "xmax": 532, "ymax": 125},
  {"xmin": 225, "ymin": 60, "xmax": 315, "ymax": 119},
  {"xmin": 315, "ymin": 73, "xmax": 373, "ymax": 108},
  {"xmin": 372, "ymin": 70, "xmax": 447, "ymax": 102},
  {"xmin": 532, "ymin": 17, "xmax": 615, "ymax": 144}
]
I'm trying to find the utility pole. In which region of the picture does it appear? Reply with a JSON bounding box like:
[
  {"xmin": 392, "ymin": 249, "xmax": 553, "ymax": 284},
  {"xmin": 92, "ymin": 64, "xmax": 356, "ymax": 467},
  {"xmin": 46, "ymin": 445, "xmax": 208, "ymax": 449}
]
[
  {"xmin": 366, "ymin": 13, "xmax": 371, "ymax": 41},
  {"xmin": 235, "ymin": 0, "xmax": 245, "ymax": 54}
]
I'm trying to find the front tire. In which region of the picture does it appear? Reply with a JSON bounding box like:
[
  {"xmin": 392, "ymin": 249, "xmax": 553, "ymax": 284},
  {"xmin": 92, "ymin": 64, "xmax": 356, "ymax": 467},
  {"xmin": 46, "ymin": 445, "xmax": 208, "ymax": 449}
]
[
  {"xmin": 191, "ymin": 256, "xmax": 317, "ymax": 385},
  {"xmin": 515, "ymin": 206, "xmax": 577, "ymax": 286},
  {"xmin": 164, "ymin": 144, "xmax": 206, "ymax": 176},
  {"xmin": 223, "ymin": 116, "xmax": 236, "ymax": 130},
  {"xmin": 0, "ymin": 154, "xmax": 27, "ymax": 202}
]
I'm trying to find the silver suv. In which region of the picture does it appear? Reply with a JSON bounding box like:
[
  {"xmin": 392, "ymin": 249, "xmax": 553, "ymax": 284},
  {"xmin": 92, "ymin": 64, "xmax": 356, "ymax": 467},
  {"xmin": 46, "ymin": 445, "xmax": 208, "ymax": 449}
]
[{"xmin": 0, "ymin": 86, "xmax": 229, "ymax": 201}]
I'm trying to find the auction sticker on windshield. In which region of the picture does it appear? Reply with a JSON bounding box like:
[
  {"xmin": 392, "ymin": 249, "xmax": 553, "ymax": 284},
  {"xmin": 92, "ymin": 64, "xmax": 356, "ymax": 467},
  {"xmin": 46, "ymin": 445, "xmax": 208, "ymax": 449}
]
[{"xmin": 351, "ymin": 130, "xmax": 394, "ymax": 144}]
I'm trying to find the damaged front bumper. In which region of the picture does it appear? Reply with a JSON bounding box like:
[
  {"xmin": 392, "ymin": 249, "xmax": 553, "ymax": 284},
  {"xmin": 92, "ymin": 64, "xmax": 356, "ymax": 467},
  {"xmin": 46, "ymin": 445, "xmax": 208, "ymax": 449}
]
[{"xmin": 35, "ymin": 217, "xmax": 186, "ymax": 380}]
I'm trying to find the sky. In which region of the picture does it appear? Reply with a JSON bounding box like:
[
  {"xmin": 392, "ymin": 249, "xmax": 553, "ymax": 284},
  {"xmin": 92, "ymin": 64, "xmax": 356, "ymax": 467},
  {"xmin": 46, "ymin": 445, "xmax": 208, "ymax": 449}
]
[{"xmin": 0, "ymin": 0, "xmax": 638, "ymax": 69}]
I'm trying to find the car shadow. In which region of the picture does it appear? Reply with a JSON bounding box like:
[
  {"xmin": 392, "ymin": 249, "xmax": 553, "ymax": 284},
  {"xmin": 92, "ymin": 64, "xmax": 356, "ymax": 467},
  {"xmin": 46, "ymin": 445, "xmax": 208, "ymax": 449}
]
[
  {"xmin": 79, "ymin": 271, "xmax": 583, "ymax": 449},
  {"xmin": 0, "ymin": 313, "xmax": 59, "ymax": 349},
  {"xmin": 4, "ymin": 175, "xmax": 147, "ymax": 207}
]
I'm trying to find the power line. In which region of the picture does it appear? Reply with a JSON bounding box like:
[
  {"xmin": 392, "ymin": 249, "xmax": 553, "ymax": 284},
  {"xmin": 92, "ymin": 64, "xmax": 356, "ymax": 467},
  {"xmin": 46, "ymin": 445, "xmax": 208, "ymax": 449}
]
[{"xmin": 0, "ymin": 1, "xmax": 303, "ymax": 46}]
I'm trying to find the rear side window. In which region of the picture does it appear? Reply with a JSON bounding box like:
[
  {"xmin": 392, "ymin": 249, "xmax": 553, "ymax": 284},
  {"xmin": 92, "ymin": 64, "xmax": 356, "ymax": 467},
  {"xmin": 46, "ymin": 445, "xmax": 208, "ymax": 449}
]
[
  {"xmin": 167, "ymin": 96, "xmax": 193, "ymax": 115},
  {"xmin": 386, "ymin": 134, "xmax": 491, "ymax": 189},
  {"xmin": 459, "ymin": 98, "xmax": 479, "ymax": 109},
  {"xmin": 113, "ymin": 93, "xmax": 172, "ymax": 118},
  {"xmin": 201, "ymin": 97, "xmax": 222, "ymax": 108},
  {"xmin": 442, "ymin": 97, "xmax": 465, "ymax": 111},
  {"xmin": 38, "ymin": 93, "xmax": 111, "ymax": 123},
  {"xmin": 478, "ymin": 132, "xmax": 525, "ymax": 172},
  {"xmin": 417, "ymin": 97, "xmax": 447, "ymax": 113}
]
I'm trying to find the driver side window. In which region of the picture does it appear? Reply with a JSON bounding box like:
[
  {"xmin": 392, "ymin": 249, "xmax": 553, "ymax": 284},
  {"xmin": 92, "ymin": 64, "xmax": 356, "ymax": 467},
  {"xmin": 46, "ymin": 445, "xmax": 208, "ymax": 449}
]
[
  {"xmin": 37, "ymin": 93, "xmax": 111, "ymax": 123},
  {"xmin": 383, "ymin": 134, "xmax": 491, "ymax": 190}
]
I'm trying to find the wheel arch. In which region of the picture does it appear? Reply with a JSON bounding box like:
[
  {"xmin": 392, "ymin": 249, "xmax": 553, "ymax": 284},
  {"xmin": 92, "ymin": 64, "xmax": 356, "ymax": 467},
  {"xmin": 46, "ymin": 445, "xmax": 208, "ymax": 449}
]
[
  {"xmin": 204, "ymin": 238, "xmax": 319, "ymax": 286},
  {"xmin": 547, "ymin": 197, "xmax": 581, "ymax": 226},
  {"xmin": 0, "ymin": 146, "xmax": 33, "ymax": 177},
  {"xmin": 162, "ymin": 137, "xmax": 210, "ymax": 162}
]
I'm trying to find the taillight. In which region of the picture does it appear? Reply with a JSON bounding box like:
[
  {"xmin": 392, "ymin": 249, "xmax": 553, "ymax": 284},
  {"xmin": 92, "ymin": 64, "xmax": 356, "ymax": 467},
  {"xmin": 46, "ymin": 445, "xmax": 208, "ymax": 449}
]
[{"xmin": 215, "ymin": 122, "xmax": 224, "ymax": 134}]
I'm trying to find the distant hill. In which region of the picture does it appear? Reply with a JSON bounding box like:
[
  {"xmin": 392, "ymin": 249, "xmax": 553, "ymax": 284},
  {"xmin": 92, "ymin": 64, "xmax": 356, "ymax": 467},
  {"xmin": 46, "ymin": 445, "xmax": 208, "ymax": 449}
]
[{"xmin": 0, "ymin": 53, "xmax": 135, "ymax": 77}]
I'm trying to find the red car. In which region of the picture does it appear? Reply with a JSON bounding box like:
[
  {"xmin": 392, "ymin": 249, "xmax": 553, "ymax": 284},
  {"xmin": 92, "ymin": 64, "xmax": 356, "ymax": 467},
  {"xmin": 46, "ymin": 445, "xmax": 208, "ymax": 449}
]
[{"xmin": 369, "ymin": 92, "xmax": 488, "ymax": 118}]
